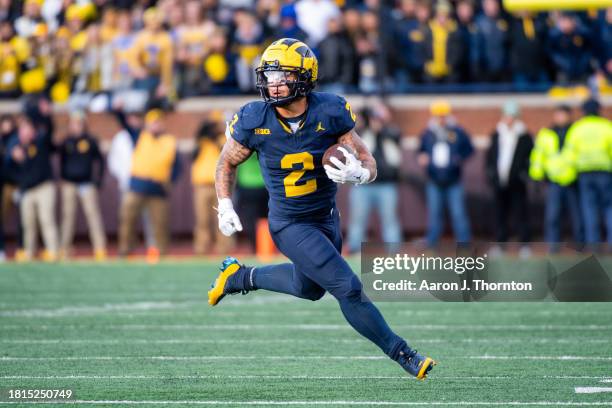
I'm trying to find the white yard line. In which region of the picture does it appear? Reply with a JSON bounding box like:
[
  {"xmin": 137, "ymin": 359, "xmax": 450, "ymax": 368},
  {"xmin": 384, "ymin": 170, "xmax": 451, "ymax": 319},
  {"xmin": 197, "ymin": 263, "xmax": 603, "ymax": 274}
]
[
  {"xmin": 1, "ymin": 337, "xmax": 609, "ymax": 344},
  {"xmin": 575, "ymin": 387, "xmax": 612, "ymax": 394},
  {"xmin": 1, "ymin": 355, "xmax": 610, "ymax": 362},
  {"xmin": 2, "ymin": 297, "xmax": 612, "ymax": 317},
  {"xmin": 1, "ymin": 338, "xmax": 609, "ymax": 345},
  {"xmin": 2, "ymin": 400, "xmax": 612, "ymax": 406},
  {"xmin": 1, "ymin": 324, "xmax": 611, "ymax": 330},
  {"xmin": 0, "ymin": 339, "xmax": 311, "ymax": 345},
  {"xmin": 0, "ymin": 292, "xmax": 204, "ymax": 298},
  {"xmin": 0, "ymin": 301, "xmax": 205, "ymax": 318},
  {"xmin": 472, "ymin": 356, "xmax": 612, "ymax": 361},
  {"xmin": 0, "ymin": 375, "xmax": 609, "ymax": 381},
  {"xmin": 4, "ymin": 307, "xmax": 609, "ymax": 318},
  {"xmin": 1, "ymin": 356, "xmax": 384, "ymax": 361},
  {"xmin": 0, "ymin": 375, "xmax": 397, "ymax": 380},
  {"xmin": 395, "ymin": 310, "xmax": 612, "ymax": 317},
  {"xmin": 0, "ymin": 294, "xmax": 302, "ymax": 310}
]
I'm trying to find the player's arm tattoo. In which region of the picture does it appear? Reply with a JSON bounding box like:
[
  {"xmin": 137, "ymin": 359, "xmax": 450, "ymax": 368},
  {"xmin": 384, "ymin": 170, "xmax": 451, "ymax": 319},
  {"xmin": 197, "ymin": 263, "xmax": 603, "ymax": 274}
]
[
  {"xmin": 338, "ymin": 130, "xmax": 377, "ymax": 182},
  {"xmin": 215, "ymin": 137, "xmax": 252, "ymax": 199}
]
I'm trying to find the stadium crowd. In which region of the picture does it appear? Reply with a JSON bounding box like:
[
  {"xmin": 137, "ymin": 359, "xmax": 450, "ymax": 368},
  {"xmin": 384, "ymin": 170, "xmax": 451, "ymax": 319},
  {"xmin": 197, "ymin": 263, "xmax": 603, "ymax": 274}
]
[
  {"xmin": 0, "ymin": 91, "xmax": 610, "ymax": 262},
  {"xmin": 0, "ymin": 0, "xmax": 611, "ymax": 261},
  {"xmin": 0, "ymin": 0, "xmax": 611, "ymax": 104}
]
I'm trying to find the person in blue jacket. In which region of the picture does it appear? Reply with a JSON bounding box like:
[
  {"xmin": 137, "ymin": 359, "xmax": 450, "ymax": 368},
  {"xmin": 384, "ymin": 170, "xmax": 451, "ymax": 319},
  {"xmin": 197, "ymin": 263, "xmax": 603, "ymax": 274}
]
[
  {"xmin": 474, "ymin": 0, "xmax": 510, "ymax": 82},
  {"xmin": 548, "ymin": 12, "xmax": 594, "ymax": 84},
  {"xmin": 418, "ymin": 99, "xmax": 474, "ymax": 248}
]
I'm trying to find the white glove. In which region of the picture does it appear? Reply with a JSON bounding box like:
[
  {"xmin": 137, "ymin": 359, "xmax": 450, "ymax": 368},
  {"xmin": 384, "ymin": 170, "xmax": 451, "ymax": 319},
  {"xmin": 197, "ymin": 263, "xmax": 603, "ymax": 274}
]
[
  {"xmin": 217, "ymin": 198, "xmax": 243, "ymax": 237},
  {"xmin": 324, "ymin": 146, "xmax": 371, "ymax": 185}
]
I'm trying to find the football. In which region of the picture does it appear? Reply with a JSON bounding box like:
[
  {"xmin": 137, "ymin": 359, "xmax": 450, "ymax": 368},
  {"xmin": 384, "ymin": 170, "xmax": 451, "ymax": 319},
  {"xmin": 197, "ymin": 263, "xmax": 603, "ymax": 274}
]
[{"xmin": 322, "ymin": 143, "xmax": 356, "ymax": 169}]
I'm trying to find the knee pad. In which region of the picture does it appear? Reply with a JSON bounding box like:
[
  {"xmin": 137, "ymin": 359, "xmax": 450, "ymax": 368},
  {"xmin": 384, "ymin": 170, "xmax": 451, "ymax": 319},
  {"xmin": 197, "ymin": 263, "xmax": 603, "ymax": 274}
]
[{"xmin": 330, "ymin": 274, "xmax": 363, "ymax": 301}]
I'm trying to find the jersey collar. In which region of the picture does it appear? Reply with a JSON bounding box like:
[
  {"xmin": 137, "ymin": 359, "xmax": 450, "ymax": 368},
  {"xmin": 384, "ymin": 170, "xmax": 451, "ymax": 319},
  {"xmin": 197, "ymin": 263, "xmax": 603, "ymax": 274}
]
[{"xmin": 273, "ymin": 95, "xmax": 312, "ymax": 134}]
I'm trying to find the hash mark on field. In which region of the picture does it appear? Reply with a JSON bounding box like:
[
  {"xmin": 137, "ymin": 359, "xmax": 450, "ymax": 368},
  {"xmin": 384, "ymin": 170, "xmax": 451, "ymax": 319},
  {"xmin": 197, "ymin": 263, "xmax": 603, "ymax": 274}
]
[
  {"xmin": 2, "ymin": 400, "xmax": 612, "ymax": 405},
  {"xmin": 1, "ymin": 355, "xmax": 611, "ymax": 361}
]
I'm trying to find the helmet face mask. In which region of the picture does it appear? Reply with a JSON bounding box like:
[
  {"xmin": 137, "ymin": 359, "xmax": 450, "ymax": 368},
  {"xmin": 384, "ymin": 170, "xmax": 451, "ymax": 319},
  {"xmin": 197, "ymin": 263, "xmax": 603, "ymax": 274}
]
[
  {"xmin": 255, "ymin": 38, "xmax": 318, "ymax": 107},
  {"xmin": 256, "ymin": 65, "xmax": 313, "ymax": 107}
]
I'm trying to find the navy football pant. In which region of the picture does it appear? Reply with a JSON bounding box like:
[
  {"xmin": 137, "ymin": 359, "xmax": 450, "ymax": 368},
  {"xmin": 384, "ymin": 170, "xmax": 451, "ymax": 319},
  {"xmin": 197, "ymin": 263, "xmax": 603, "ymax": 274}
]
[{"xmin": 253, "ymin": 210, "xmax": 406, "ymax": 360}]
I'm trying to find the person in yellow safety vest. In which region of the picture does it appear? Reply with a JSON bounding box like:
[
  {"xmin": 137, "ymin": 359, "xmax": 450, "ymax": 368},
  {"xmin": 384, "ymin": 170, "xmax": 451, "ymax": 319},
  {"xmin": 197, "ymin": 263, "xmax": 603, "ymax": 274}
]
[
  {"xmin": 561, "ymin": 99, "xmax": 612, "ymax": 252},
  {"xmin": 529, "ymin": 104, "xmax": 584, "ymax": 253},
  {"xmin": 118, "ymin": 109, "xmax": 181, "ymax": 259}
]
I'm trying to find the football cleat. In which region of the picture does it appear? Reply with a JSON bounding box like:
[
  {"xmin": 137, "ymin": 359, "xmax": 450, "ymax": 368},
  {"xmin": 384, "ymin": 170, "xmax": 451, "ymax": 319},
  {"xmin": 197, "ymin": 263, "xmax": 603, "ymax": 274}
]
[
  {"xmin": 397, "ymin": 349, "xmax": 436, "ymax": 380},
  {"xmin": 208, "ymin": 257, "xmax": 249, "ymax": 306}
]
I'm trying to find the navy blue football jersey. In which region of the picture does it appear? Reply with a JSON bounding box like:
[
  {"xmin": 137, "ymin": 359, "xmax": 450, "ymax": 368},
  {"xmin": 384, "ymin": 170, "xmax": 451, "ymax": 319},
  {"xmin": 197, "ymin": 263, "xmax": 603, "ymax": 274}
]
[{"xmin": 230, "ymin": 92, "xmax": 357, "ymax": 220}]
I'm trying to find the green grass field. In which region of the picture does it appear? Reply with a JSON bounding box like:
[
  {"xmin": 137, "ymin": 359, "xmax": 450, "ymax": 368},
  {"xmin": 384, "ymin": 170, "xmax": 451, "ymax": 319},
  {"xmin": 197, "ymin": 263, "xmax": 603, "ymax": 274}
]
[{"xmin": 1, "ymin": 259, "xmax": 611, "ymax": 407}]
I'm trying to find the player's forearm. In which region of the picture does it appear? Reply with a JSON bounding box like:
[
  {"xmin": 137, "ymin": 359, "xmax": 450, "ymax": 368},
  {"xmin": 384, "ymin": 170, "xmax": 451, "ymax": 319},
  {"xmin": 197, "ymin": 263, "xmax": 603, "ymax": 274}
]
[
  {"xmin": 360, "ymin": 155, "xmax": 377, "ymax": 183},
  {"xmin": 338, "ymin": 131, "xmax": 377, "ymax": 183},
  {"xmin": 215, "ymin": 138, "xmax": 252, "ymax": 200},
  {"xmin": 215, "ymin": 159, "xmax": 237, "ymax": 200}
]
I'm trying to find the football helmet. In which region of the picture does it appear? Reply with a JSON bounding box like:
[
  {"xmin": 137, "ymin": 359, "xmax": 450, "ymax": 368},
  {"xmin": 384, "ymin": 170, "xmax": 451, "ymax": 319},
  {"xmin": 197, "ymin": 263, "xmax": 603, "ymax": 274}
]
[{"xmin": 255, "ymin": 38, "xmax": 318, "ymax": 106}]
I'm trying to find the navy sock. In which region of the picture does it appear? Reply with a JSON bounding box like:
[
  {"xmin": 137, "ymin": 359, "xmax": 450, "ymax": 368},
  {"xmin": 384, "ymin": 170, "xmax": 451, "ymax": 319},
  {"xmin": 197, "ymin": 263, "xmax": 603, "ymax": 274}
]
[
  {"xmin": 253, "ymin": 264, "xmax": 325, "ymax": 300},
  {"xmin": 252, "ymin": 263, "xmax": 296, "ymax": 294},
  {"xmin": 226, "ymin": 265, "xmax": 255, "ymax": 292},
  {"xmin": 242, "ymin": 266, "xmax": 256, "ymax": 291}
]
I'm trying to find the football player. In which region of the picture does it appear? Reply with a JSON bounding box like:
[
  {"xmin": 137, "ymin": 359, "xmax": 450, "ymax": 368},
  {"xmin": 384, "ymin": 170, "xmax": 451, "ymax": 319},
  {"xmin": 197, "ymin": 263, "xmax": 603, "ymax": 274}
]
[{"xmin": 209, "ymin": 38, "xmax": 435, "ymax": 379}]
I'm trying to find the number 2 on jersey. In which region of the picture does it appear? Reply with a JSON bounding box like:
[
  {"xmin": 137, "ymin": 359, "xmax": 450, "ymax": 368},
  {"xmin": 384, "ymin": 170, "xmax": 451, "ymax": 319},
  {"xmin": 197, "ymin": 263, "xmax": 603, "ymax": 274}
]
[{"xmin": 281, "ymin": 152, "xmax": 317, "ymax": 197}]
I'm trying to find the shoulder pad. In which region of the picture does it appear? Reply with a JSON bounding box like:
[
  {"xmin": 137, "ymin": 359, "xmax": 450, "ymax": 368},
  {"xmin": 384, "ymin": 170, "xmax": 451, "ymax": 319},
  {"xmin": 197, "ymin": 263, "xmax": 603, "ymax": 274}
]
[
  {"xmin": 314, "ymin": 92, "xmax": 348, "ymax": 118},
  {"xmin": 239, "ymin": 101, "xmax": 268, "ymax": 130}
]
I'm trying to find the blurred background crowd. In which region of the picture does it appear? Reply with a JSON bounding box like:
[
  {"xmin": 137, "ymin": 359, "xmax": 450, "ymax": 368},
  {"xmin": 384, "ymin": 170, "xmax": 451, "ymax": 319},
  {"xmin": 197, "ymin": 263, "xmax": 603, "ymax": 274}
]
[
  {"xmin": 0, "ymin": 0, "xmax": 611, "ymax": 107},
  {"xmin": 0, "ymin": 92, "xmax": 610, "ymax": 263},
  {"xmin": 0, "ymin": 0, "xmax": 610, "ymax": 263}
]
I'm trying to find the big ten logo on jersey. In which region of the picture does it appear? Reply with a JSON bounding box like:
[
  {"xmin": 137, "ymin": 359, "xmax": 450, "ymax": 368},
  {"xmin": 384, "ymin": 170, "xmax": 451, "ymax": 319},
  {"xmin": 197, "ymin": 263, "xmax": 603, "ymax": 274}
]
[{"xmin": 255, "ymin": 128, "xmax": 271, "ymax": 135}]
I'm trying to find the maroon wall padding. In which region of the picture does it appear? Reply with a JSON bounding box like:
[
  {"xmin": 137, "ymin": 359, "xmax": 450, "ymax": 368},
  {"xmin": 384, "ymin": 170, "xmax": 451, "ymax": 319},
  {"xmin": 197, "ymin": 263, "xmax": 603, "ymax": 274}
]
[
  {"xmin": 6, "ymin": 104, "xmax": 607, "ymax": 243},
  {"xmin": 49, "ymin": 105, "xmax": 612, "ymax": 140}
]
